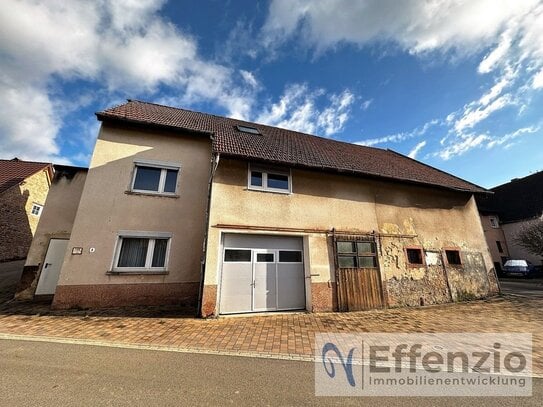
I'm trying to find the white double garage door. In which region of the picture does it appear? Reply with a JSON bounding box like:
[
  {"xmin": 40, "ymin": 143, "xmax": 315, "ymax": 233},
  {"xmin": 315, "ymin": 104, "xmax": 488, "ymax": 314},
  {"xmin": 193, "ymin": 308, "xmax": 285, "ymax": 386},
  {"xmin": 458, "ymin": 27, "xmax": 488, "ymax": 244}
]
[{"xmin": 219, "ymin": 234, "xmax": 306, "ymax": 314}]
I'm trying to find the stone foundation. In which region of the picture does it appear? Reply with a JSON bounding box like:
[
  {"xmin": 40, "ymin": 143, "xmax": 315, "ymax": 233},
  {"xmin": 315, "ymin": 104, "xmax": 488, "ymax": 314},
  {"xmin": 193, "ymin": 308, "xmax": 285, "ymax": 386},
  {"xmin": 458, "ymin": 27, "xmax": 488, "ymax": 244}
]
[{"xmin": 52, "ymin": 282, "xmax": 199, "ymax": 310}]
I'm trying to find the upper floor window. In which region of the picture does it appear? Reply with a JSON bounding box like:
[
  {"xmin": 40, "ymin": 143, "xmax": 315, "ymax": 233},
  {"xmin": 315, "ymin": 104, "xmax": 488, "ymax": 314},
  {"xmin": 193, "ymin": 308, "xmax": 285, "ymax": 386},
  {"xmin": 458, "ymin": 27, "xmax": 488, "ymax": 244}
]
[
  {"xmin": 131, "ymin": 160, "xmax": 180, "ymax": 195},
  {"xmin": 489, "ymin": 216, "xmax": 499, "ymax": 228},
  {"xmin": 248, "ymin": 164, "xmax": 291, "ymax": 194},
  {"xmin": 31, "ymin": 203, "xmax": 43, "ymax": 216}
]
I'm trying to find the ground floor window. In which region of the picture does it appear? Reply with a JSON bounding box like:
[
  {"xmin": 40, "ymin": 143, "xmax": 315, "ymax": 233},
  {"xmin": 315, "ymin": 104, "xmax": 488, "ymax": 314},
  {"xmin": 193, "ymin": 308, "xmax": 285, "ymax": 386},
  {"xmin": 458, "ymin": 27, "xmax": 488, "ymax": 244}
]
[
  {"xmin": 113, "ymin": 232, "xmax": 171, "ymax": 272},
  {"xmin": 444, "ymin": 249, "xmax": 462, "ymax": 266}
]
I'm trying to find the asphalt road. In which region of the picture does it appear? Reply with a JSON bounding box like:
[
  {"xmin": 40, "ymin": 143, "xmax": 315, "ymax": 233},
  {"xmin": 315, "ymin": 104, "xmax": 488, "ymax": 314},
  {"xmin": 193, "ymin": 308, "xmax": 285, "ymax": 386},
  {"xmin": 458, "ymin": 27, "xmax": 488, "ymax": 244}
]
[
  {"xmin": 0, "ymin": 339, "xmax": 541, "ymax": 406},
  {"xmin": 499, "ymin": 278, "xmax": 543, "ymax": 299}
]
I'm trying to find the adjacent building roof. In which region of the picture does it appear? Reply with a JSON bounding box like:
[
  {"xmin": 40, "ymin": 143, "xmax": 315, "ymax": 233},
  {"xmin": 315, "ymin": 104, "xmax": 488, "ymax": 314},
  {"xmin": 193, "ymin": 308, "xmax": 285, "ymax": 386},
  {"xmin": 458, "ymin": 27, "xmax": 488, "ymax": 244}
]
[
  {"xmin": 476, "ymin": 171, "xmax": 543, "ymax": 223},
  {"xmin": 0, "ymin": 158, "xmax": 53, "ymax": 194},
  {"xmin": 97, "ymin": 100, "xmax": 488, "ymax": 194}
]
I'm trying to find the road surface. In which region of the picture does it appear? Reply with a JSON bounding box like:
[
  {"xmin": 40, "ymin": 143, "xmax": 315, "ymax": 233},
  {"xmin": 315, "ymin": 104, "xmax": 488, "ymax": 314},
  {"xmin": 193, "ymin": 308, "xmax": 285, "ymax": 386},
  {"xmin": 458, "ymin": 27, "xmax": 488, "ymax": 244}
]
[
  {"xmin": 0, "ymin": 339, "xmax": 540, "ymax": 406},
  {"xmin": 499, "ymin": 278, "xmax": 543, "ymax": 299}
]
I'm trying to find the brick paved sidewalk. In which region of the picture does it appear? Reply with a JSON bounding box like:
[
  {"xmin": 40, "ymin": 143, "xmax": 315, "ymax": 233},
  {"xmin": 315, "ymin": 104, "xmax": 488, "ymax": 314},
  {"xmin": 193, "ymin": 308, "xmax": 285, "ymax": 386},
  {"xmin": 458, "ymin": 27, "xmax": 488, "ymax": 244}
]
[{"xmin": 0, "ymin": 296, "xmax": 541, "ymax": 374}]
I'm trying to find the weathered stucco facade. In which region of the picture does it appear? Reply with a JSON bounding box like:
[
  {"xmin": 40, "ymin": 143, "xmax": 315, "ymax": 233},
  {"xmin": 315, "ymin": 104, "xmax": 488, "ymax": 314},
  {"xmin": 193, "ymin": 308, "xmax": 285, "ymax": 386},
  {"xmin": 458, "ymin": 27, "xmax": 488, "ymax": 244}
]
[
  {"xmin": 16, "ymin": 166, "xmax": 88, "ymax": 300},
  {"xmin": 46, "ymin": 101, "xmax": 499, "ymax": 315},
  {"xmin": 0, "ymin": 169, "xmax": 51, "ymax": 262},
  {"xmin": 51, "ymin": 123, "xmax": 212, "ymax": 309},
  {"xmin": 201, "ymin": 158, "xmax": 499, "ymax": 316}
]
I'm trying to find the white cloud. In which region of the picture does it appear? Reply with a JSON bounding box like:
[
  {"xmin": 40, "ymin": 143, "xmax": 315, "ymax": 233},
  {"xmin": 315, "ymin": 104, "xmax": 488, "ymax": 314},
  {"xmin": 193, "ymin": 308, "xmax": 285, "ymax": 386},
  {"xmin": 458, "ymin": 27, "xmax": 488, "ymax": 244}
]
[
  {"xmin": 486, "ymin": 126, "xmax": 539, "ymax": 149},
  {"xmin": 240, "ymin": 70, "xmax": 259, "ymax": 89},
  {"xmin": 408, "ymin": 141, "xmax": 427, "ymax": 159},
  {"xmin": 0, "ymin": 0, "xmax": 255, "ymax": 162},
  {"xmin": 532, "ymin": 69, "xmax": 543, "ymax": 89},
  {"xmin": 256, "ymin": 84, "xmax": 354, "ymax": 136},
  {"xmin": 361, "ymin": 99, "xmax": 373, "ymax": 110},
  {"xmin": 357, "ymin": 119, "xmax": 439, "ymax": 147},
  {"xmin": 263, "ymin": 0, "xmax": 539, "ymax": 56},
  {"xmin": 438, "ymin": 134, "xmax": 491, "ymax": 160},
  {"xmin": 454, "ymin": 94, "xmax": 512, "ymax": 133},
  {"xmin": 263, "ymin": 0, "xmax": 543, "ymax": 161}
]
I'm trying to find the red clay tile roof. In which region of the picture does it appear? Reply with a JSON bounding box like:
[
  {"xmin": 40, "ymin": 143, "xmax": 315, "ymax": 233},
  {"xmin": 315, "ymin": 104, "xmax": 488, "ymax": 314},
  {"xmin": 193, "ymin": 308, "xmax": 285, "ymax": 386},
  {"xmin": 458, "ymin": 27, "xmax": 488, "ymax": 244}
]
[
  {"xmin": 0, "ymin": 158, "xmax": 52, "ymax": 194},
  {"xmin": 97, "ymin": 100, "xmax": 488, "ymax": 193}
]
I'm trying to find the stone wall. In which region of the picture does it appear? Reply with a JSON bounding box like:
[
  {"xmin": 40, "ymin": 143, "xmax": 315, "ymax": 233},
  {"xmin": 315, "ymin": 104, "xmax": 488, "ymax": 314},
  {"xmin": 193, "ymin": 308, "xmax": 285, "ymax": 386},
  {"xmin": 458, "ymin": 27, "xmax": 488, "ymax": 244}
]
[{"xmin": 0, "ymin": 170, "xmax": 50, "ymax": 262}]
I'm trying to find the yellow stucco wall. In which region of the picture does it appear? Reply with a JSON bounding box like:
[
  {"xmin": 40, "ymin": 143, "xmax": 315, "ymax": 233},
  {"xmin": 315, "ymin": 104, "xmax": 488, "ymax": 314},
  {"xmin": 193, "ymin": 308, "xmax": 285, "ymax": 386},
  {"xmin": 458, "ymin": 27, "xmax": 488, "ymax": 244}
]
[
  {"xmin": 55, "ymin": 123, "xmax": 212, "ymax": 288},
  {"xmin": 204, "ymin": 158, "xmax": 497, "ymax": 311}
]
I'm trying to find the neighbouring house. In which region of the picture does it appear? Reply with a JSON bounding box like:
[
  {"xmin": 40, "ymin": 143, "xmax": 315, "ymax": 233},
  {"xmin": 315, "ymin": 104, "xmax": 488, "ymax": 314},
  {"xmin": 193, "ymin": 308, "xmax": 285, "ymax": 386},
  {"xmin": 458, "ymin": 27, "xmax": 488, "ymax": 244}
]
[
  {"xmin": 15, "ymin": 165, "xmax": 88, "ymax": 300},
  {"xmin": 477, "ymin": 211, "xmax": 511, "ymax": 274},
  {"xmin": 476, "ymin": 171, "xmax": 543, "ymax": 267},
  {"xmin": 49, "ymin": 100, "xmax": 499, "ymax": 315},
  {"xmin": 0, "ymin": 158, "xmax": 53, "ymax": 262}
]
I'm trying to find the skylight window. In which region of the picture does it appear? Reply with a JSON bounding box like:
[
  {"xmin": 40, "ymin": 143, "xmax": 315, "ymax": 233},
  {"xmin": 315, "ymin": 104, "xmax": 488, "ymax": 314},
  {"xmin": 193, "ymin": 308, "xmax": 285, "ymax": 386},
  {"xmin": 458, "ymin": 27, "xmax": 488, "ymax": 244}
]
[{"xmin": 236, "ymin": 125, "xmax": 260, "ymax": 135}]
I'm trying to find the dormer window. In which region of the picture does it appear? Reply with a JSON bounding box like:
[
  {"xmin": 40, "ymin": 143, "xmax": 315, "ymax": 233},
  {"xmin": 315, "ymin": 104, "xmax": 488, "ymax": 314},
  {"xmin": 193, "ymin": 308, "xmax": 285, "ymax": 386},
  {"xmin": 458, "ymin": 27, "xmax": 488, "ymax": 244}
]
[{"xmin": 236, "ymin": 125, "xmax": 260, "ymax": 135}]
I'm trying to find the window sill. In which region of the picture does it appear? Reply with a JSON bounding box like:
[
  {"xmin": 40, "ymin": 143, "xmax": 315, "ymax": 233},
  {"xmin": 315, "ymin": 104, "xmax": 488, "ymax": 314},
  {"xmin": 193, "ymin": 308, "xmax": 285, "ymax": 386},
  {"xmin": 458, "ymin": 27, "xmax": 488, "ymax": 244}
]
[
  {"xmin": 246, "ymin": 187, "xmax": 291, "ymax": 195},
  {"xmin": 124, "ymin": 190, "xmax": 179, "ymax": 198},
  {"xmin": 106, "ymin": 270, "xmax": 169, "ymax": 275}
]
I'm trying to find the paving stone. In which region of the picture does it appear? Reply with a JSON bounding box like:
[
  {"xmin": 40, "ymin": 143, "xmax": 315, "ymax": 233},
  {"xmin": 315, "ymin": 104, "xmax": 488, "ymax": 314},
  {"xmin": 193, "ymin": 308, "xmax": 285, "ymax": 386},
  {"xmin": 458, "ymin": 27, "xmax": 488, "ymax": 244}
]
[{"xmin": 0, "ymin": 296, "xmax": 541, "ymax": 374}]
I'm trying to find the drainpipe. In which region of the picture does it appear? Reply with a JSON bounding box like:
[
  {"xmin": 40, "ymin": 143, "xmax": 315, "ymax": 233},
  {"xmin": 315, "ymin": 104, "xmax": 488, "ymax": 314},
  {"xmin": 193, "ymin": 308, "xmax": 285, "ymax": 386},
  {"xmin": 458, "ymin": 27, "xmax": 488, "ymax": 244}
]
[{"xmin": 196, "ymin": 149, "xmax": 220, "ymax": 317}]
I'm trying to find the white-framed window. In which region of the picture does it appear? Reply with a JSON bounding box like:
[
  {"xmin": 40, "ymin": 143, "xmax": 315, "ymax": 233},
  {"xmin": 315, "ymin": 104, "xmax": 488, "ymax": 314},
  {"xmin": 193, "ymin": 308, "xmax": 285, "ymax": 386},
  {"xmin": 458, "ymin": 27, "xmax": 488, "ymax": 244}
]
[
  {"xmin": 248, "ymin": 164, "xmax": 291, "ymax": 194},
  {"xmin": 489, "ymin": 216, "xmax": 499, "ymax": 228},
  {"xmin": 31, "ymin": 203, "xmax": 43, "ymax": 216},
  {"xmin": 112, "ymin": 231, "xmax": 172, "ymax": 272},
  {"xmin": 131, "ymin": 159, "xmax": 180, "ymax": 195}
]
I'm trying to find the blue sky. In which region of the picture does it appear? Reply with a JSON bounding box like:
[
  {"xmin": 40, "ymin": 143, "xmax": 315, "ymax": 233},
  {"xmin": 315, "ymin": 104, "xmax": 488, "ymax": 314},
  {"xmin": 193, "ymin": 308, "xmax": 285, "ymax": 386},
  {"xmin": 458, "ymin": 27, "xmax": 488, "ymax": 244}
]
[{"xmin": 1, "ymin": 0, "xmax": 542, "ymax": 188}]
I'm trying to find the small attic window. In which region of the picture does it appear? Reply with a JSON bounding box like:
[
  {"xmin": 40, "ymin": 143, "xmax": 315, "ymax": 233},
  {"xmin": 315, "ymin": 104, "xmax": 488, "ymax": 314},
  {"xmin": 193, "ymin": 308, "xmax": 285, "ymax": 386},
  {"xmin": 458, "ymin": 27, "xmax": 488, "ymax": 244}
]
[{"xmin": 236, "ymin": 125, "xmax": 260, "ymax": 135}]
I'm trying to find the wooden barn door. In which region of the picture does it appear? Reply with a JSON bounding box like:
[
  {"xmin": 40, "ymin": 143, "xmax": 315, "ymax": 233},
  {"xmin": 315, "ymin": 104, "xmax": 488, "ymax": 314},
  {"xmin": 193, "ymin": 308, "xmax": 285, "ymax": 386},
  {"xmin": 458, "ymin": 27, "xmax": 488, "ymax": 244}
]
[{"xmin": 333, "ymin": 235, "xmax": 384, "ymax": 311}]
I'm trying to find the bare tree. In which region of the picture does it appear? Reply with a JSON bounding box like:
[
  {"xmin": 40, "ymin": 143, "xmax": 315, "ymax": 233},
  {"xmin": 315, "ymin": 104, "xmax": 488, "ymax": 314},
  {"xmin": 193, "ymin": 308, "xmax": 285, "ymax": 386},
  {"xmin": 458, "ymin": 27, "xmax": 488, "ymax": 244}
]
[{"xmin": 513, "ymin": 219, "xmax": 543, "ymax": 257}]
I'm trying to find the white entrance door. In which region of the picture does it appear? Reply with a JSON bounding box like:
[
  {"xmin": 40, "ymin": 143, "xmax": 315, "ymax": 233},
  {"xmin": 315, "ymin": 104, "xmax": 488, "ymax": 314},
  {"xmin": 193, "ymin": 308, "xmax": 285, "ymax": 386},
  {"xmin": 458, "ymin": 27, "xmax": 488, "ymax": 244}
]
[
  {"xmin": 219, "ymin": 234, "xmax": 305, "ymax": 314},
  {"xmin": 35, "ymin": 239, "xmax": 68, "ymax": 295}
]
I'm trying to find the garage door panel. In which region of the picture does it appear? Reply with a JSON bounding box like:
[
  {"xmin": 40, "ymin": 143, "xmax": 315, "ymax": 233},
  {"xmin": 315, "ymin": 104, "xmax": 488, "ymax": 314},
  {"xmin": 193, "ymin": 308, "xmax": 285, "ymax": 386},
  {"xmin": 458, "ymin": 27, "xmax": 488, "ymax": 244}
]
[
  {"xmin": 254, "ymin": 262, "xmax": 277, "ymax": 311},
  {"xmin": 220, "ymin": 263, "xmax": 253, "ymax": 314},
  {"xmin": 224, "ymin": 234, "xmax": 302, "ymax": 250},
  {"xmin": 220, "ymin": 234, "xmax": 305, "ymax": 314},
  {"xmin": 277, "ymin": 263, "xmax": 305, "ymax": 310}
]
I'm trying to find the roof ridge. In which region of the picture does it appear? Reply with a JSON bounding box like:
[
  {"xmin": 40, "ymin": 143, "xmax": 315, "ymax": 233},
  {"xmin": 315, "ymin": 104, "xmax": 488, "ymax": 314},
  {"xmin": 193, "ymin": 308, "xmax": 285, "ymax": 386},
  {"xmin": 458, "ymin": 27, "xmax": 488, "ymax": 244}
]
[{"xmin": 386, "ymin": 149, "xmax": 488, "ymax": 192}]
